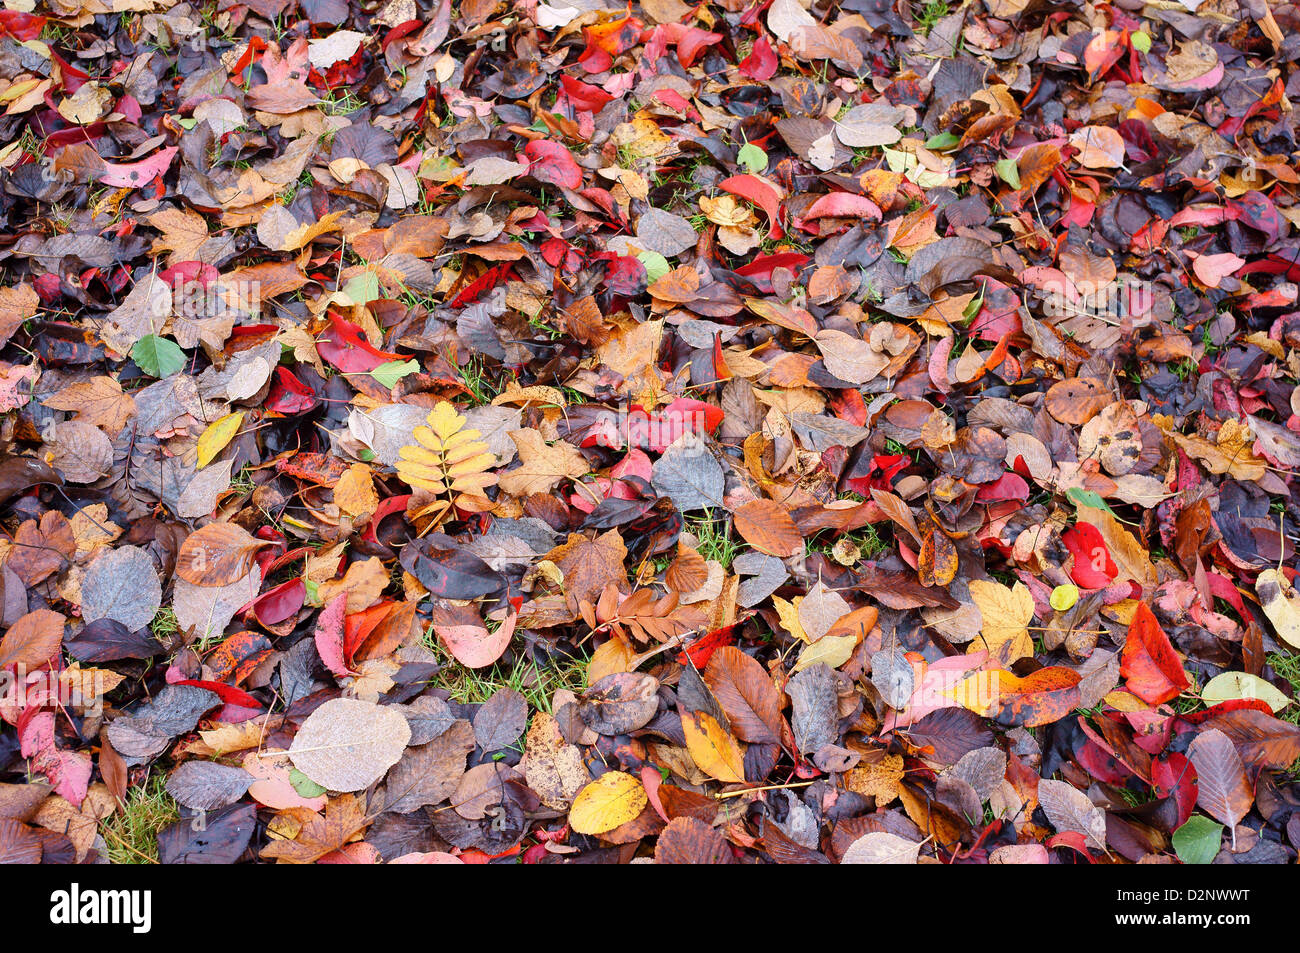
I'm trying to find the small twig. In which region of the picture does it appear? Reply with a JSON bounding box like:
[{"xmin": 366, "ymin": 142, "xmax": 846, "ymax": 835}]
[{"xmin": 715, "ymin": 780, "xmax": 817, "ymax": 800}]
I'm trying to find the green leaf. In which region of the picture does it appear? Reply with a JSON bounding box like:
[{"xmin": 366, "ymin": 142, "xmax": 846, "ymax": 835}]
[
  {"xmin": 1065, "ymin": 487, "xmax": 1123, "ymax": 520},
  {"xmin": 1201, "ymin": 671, "xmax": 1292, "ymax": 713},
  {"xmin": 341, "ymin": 271, "xmax": 379, "ymax": 306},
  {"xmin": 358, "ymin": 448, "xmax": 376, "ymax": 462},
  {"xmin": 371, "ymin": 359, "xmax": 420, "ymax": 389},
  {"xmin": 737, "ymin": 142, "xmax": 768, "ymax": 174},
  {"xmin": 1049, "ymin": 584, "xmax": 1079, "ymax": 612},
  {"xmin": 131, "ymin": 334, "xmax": 186, "ymax": 378},
  {"xmin": 1172, "ymin": 816, "xmax": 1223, "ymax": 865},
  {"xmin": 924, "ymin": 131, "xmax": 959, "ymax": 151},
  {"xmin": 995, "ymin": 157, "xmax": 1020, "ymax": 189},
  {"xmin": 1131, "ymin": 31, "xmax": 1151, "ymax": 54},
  {"xmin": 638, "ymin": 250, "xmax": 671, "ymax": 284},
  {"xmin": 289, "ymin": 768, "xmax": 327, "ymax": 798}
]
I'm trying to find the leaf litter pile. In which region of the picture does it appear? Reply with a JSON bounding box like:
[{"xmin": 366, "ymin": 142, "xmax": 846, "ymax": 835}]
[{"xmin": 1, "ymin": 0, "xmax": 1300, "ymax": 867}]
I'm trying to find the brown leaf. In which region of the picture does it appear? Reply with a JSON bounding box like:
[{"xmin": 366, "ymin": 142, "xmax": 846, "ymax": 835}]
[
  {"xmin": 578, "ymin": 672, "xmax": 660, "ymax": 735},
  {"xmin": 548, "ymin": 529, "xmax": 628, "ymax": 606},
  {"xmin": 733, "ymin": 498, "xmax": 803, "ymax": 557},
  {"xmin": 175, "ymin": 522, "xmax": 274, "ymax": 588},
  {"xmin": 654, "ymin": 816, "xmax": 734, "ymax": 863},
  {"xmin": 1187, "ymin": 728, "xmax": 1252, "ymax": 830},
  {"xmin": 6, "ymin": 512, "xmax": 75, "ymax": 586},
  {"xmin": 42, "ymin": 377, "xmax": 136, "ymax": 436},
  {"xmin": 499, "ymin": 429, "xmax": 589, "ymax": 497},
  {"xmin": 702, "ymin": 646, "xmax": 782, "ymax": 743},
  {"xmin": 0, "ymin": 609, "xmax": 65, "ymax": 669},
  {"xmin": 259, "ymin": 794, "xmax": 369, "ymax": 864},
  {"xmin": 245, "ymin": 81, "xmax": 322, "ymax": 114},
  {"xmin": 1044, "ymin": 377, "xmax": 1109, "ymax": 425}
]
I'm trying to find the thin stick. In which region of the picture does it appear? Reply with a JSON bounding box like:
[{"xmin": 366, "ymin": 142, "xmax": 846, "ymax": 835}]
[{"xmin": 715, "ymin": 780, "xmax": 816, "ymax": 800}]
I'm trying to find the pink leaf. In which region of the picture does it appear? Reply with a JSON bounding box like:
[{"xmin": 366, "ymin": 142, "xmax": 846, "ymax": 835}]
[
  {"xmin": 314, "ymin": 594, "xmax": 350, "ymax": 677},
  {"xmin": 523, "ymin": 140, "xmax": 582, "ymax": 190},
  {"xmin": 1191, "ymin": 252, "xmax": 1245, "ymax": 289},
  {"xmin": 98, "ymin": 147, "xmax": 178, "ymax": 188}
]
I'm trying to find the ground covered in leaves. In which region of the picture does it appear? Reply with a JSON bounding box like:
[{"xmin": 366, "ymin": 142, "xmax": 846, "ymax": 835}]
[{"xmin": 0, "ymin": 0, "xmax": 1299, "ymax": 866}]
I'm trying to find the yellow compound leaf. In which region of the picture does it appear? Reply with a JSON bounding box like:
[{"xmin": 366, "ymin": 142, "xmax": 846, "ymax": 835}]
[{"xmin": 395, "ymin": 401, "xmax": 497, "ymax": 499}]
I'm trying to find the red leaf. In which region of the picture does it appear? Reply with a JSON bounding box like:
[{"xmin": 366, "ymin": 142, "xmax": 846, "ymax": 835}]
[
  {"xmin": 523, "ymin": 140, "xmax": 582, "ymax": 191},
  {"xmin": 801, "ymin": 191, "xmax": 882, "ymax": 223},
  {"xmin": 739, "ymin": 34, "xmax": 777, "ymax": 81},
  {"xmin": 1151, "ymin": 752, "xmax": 1197, "ymax": 829},
  {"xmin": 314, "ymin": 594, "xmax": 350, "ymax": 677},
  {"xmin": 251, "ymin": 578, "xmax": 305, "ymax": 626},
  {"xmin": 344, "ymin": 602, "xmax": 392, "ymax": 665},
  {"xmin": 676, "ymin": 624, "xmax": 738, "ymax": 669},
  {"xmin": 559, "ymin": 75, "xmax": 613, "ymax": 114},
  {"xmin": 1061, "ymin": 522, "xmax": 1117, "ymax": 589},
  {"xmin": 0, "ymin": 11, "xmax": 46, "ymax": 40},
  {"xmin": 265, "ymin": 366, "xmax": 319, "ymax": 415},
  {"xmin": 719, "ymin": 174, "xmax": 783, "ymax": 239},
  {"xmin": 98, "ymin": 147, "xmax": 178, "ymax": 188},
  {"xmin": 1120, "ymin": 602, "xmax": 1190, "ymax": 705},
  {"xmin": 735, "ymin": 252, "xmax": 810, "ymax": 293},
  {"xmin": 316, "ymin": 313, "xmax": 404, "ymax": 373}
]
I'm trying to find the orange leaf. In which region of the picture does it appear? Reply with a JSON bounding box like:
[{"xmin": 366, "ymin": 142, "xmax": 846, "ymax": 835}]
[
  {"xmin": 733, "ymin": 499, "xmax": 802, "ymax": 557},
  {"xmin": 1120, "ymin": 602, "xmax": 1190, "ymax": 705}
]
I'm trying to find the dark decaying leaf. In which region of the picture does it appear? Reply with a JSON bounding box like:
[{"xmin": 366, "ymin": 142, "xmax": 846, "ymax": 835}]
[{"xmin": 577, "ymin": 673, "xmax": 661, "ymax": 735}]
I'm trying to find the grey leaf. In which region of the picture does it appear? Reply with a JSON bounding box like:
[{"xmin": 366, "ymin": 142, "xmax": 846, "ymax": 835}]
[
  {"xmin": 652, "ymin": 434, "xmax": 723, "ymax": 512},
  {"xmin": 165, "ymin": 762, "xmax": 253, "ymax": 811},
  {"xmin": 473, "ymin": 688, "xmax": 528, "ymax": 751},
  {"xmin": 80, "ymin": 545, "xmax": 162, "ymax": 631},
  {"xmin": 787, "ymin": 663, "xmax": 838, "ymax": 756},
  {"xmin": 870, "ymin": 643, "xmax": 914, "ymax": 710}
]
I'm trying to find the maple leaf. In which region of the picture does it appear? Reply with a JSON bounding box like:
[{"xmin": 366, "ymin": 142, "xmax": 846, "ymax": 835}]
[
  {"xmin": 259, "ymin": 794, "xmax": 370, "ymax": 864},
  {"xmin": 147, "ymin": 207, "xmax": 209, "ymax": 264},
  {"xmin": 498, "ymin": 428, "xmax": 589, "ymax": 496}
]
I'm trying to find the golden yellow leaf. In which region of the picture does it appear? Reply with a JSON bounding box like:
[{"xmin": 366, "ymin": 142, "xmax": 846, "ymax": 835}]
[
  {"xmin": 279, "ymin": 210, "xmax": 344, "ymax": 252},
  {"xmin": 772, "ymin": 595, "xmax": 808, "ymax": 642},
  {"xmin": 396, "ymin": 401, "xmax": 496, "ymax": 500},
  {"xmin": 793, "ymin": 633, "xmax": 858, "ymax": 672},
  {"xmin": 491, "ymin": 382, "xmax": 566, "ymax": 408},
  {"xmin": 196, "ymin": 411, "xmax": 245, "ymax": 469},
  {"xmin": 967, "ymin": 578, "xmax": 1034, "ymax": 664},
  {"xmin": 334, "ymin": 463, "xmax": 379, "ymax": 518},
  {"xmin": 587, "ymin": 636, "xmax": 635, "ymax": 685},
  {"xmin": 569, "ymin": 770, "xmax": 647, "ymax": 834},
  {"xmin": 681, "ymin": 709, "xmax": 745, "ymax": 783}
]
